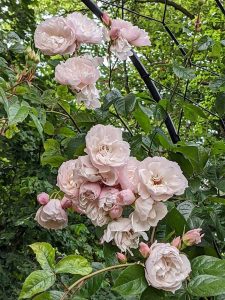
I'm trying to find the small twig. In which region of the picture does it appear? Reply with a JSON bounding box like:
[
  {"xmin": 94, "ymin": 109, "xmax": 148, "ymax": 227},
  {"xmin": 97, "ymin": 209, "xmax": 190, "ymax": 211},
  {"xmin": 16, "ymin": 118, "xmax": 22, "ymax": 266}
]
[
  {"xmin": 150, "ymin": 227, "xmax": 156, "ymax": 244},
  {"xmin": 57, "ymin": 103, "xmax": 81, "ymax": 133}
]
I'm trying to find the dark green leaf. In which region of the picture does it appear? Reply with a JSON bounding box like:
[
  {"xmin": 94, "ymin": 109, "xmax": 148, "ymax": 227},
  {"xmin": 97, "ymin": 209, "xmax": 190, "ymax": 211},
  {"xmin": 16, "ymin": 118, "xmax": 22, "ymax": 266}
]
[
  {"xmin": 33, "ymin": 291, "xmax": 64, "ymax": 300},
  {"xmin": 188, "ymin": 275, "xmax": 225, "ymax": 297},
  {"xmin": 164, "ymin": 208, "xmax": 189, "ymax": 236},
  {"xmin": 141, "ymin": 287, "xmax": 165, "ymax": 299},
  {"xmin": 191, "ymin": 255, "xmax": 225, "ymax": 277}
]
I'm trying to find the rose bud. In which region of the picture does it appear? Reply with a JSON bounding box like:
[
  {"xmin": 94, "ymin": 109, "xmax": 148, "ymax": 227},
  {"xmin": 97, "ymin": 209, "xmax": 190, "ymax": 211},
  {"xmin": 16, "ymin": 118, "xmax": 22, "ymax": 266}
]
[
  {"xmin": 101, "ymin": 12, "xmax": 111, "ymax": 26},
  {"xmin": 139, "ymin": 242, "xmax": 150, "ymax": 258},
  {"xmin": 61, "ymin": 196, "xmax": 72, "ymax": 209},
  {"xmin": 116, "ymin": 252, "xmax": 127, "ymax": 263},
  {"xmin": 171, "ymin": 236, "xmax": 182, "ymax": 250},
  {"xmin": 109, "ymin": 205, "xmax": 123, "ymax": 219},
  {"xmin": 182, "ymin": 228, "xmax": 204, "ymax": 246},
  {"xmin": 117, "ymin": 189, "xmax": 136, "ymax": 206},
  {"xmin": 37, "ymin": 192, "xmax": 49, "ymax": 205}
]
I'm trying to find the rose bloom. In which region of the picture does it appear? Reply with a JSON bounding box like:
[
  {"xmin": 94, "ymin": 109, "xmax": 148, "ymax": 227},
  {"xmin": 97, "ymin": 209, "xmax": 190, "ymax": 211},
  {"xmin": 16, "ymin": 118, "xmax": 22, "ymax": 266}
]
[
  {"xmin": 100, "ymin": 167, "xmax": 119, "ymax": 186},
  {"xmin": 76, "ymin": 84, "xmax": 101, "ymax": 109},
  {"xmin": 130, "ymin": 197, "xmax": 167, "ymax": 232},
  {"xmin": 110, "ymin": 37, "xmax": 132, "ymax": 60},
  {"xmin": 182, "ymin": 228, "xmax": 204, "ymax": 246},
  {"xmin": 85, "ymin": 124, "xmax": 130, "ymax": 172},
  {"xmin": 86, "ymin": 202, "xmax": 110, "ymax": 227},
  {"xmin": 74, "ymin": 155, "xmax": 101, "ymax": 182},
  {"xmin": 138, "ymin": 157, "xmax": 188, "ymax": 201},
  {"xmin": 101, "ymin": 218, "xmax": 148, "ymax": 254},
  {"xmin": 57, "ymin": 160, "xmax": 84, "ymax": 197},
  {"xmin": 99, "ymin": 187, "xmax": 120, "ymax": 211},
  {"xmin": 66, "ymin": 12, "xmax": 103, "ymax": 44},
  {"xmin": 78, "ymin": 182, "xmax": 101, "ymax": 210},
  {"xmin": 35, "ymin": 199, "xmax": 68, "ymax": 230},
  {"xmin": 118, "ymin": 157, "xmax": 140, "ymax": 193},
  {"xmin": 145, "ymin": 242, "xmax": 191, "ymax": 293},
  {"xmin": 110, "ymin": 19, "xmax": 151, "ymax": 47},
  {"xmin": 34, "ymin": 17, "xmax": 76, "ymax": 55}
]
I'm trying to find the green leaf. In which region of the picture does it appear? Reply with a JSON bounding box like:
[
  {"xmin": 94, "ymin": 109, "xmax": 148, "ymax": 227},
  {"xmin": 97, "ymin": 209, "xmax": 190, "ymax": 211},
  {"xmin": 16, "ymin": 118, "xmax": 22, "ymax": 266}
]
[
  {"xmin": 33, "ymin": 291, "xmax": 64, "ymax": 300},
  {"xmin": 8, "ymin": 104, "xmax": 29, "ymax": 125},
  {"xmin": 164, "ymin": 208, "xmax": 189, "ymax": 236},
  {"xmin": 29, "ymin": 242, "xmax": 55, "ymax": 271},
  {"xmin": 183, "ymin": 103, "xmax": 207, "ymax": 121},
  {"xmin": 188, "ymin": 275, "xmax": 225, "ymax": 297},
  {"xmin": 177, "ymin": 201, "xmax": 194, "ymax": 220},
  {"xmin": 44, "ymin": 121, "xmax": 55, "ymax": 135},
  {"xmin": 191, "ymin": 255, "xmax": 225, "ymax": 277},
  {"xmin": 141, "ymin": 287, "xmax": 165, "ymax": 299},
  {"xmin": 114, "ymin": 93, "xmax": 136, "ymax": 116},
  {"xmin": 215, "ymin": 93, "xmax": 225, "ymax": 117},
  {"xmin": 103, "ymin": 89, "xmax": 122, "ymax": 110},
  {"xmin": 173, "ymin": 64, "xmax": 195, "ymax": 80},
  {"xmin": 211, "ymin": 141, "xmax": 225, "ymax": 155},
  {"xmin": 19, "ymin": 270, "xmax": 55, "ymax": 299},
  {"xmin": 55, "ymin": 255, "xmax": 92, "ymax": 275},
  {"xmin": 57, "ymin": 127, "xmax": 75, "ymax": 137},
  {"xmin": 41, "ymin": 139, "xmax": 65, "ymax": 167},
  {"xmin": 207, "ymin": 197, "xmax": 225, "ymax": 205},
  {"xmin": 113, "ymin": 265, "xmax": 148, "ymax": 296},
  {"xmin": 73, "ymin": 273, "xmax": 104, "ymax": 299},
  {"xmin": 133, "ymin": 103, "xmax": 151, "ymax": 133},
  {"xmin": 198, "ymin": 36, "xmax": 213, "ymax": 51},
  {"xmin": 29, "ymin": 113, "xmax": 44, "ymax": 141}
]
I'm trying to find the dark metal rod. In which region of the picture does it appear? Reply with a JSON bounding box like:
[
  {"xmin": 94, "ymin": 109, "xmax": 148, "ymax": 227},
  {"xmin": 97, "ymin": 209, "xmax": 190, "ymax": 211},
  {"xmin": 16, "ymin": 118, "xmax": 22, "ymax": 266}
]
[
  {"xmin": 81, "ymin": 0, "xmax": 180, "ymax": 144},
  {"xmin": 215, "ymin": 0, "xmax": 225, "ymax": 15}
]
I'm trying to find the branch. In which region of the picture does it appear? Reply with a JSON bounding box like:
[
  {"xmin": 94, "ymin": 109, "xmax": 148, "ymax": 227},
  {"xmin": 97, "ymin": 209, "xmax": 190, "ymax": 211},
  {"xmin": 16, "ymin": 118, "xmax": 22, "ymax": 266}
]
[{"xmin": 138, "ymin": 0, "xmax": 195, "ymax": 19}]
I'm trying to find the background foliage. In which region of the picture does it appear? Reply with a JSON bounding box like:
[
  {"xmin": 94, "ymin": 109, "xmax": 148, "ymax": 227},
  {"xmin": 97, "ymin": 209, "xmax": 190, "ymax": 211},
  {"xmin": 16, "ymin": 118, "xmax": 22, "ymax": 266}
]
[{"xmin": 0, "ymin": 0, "xmax": 225, "ymax": 299}]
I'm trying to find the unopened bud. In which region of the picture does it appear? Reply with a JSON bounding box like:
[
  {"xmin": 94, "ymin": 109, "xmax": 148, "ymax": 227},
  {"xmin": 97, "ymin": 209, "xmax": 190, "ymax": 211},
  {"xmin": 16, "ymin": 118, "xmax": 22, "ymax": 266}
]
[
  {"xmin": 117, "ymin": 189, "xmax": 135, "ymax": 206},
  {"xmin": 61, "ymin": 196, "xmax": 72, "ymax": 209},
  {"xmin": 101, "ymin": 12, "xmax": 111, "ymax": 26},
  {"xmin": 171, "ymin": 236, "xmax": 182, "ymax": 250},
  {"xmin": 182, "ymin": 228, "xmax": 204, "ymax": 246},
  {"xmin": 116, "ymin": 252, "xmax": 127, "ymax": 263},
  {"xmin": 139, "ymin": 242, "xmax": 150, "ymax": 258},
  {"xmin": 109, "ymin": 205, "xmax": 123, "ymax": 219},
  {"xmin": 37, "ymin": 192, "xmax": 49, "ymax": 205}
]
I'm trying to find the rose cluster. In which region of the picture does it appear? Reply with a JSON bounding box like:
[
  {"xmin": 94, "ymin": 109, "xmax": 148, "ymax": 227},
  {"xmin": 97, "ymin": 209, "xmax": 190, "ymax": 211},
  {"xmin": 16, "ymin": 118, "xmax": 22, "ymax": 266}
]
[
  {"xmin": 35, "ymin": 124, "xmax": 188, "ymax": 250},
  {"xmin": 34, "ymin": 12, "xmax": 150, "ymax": 108}
]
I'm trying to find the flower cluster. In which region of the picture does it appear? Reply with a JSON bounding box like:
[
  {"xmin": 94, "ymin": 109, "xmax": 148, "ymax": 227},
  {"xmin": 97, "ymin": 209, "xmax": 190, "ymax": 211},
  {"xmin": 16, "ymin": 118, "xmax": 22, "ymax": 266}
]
[
  {"xmin": 35, "ymin": 124, "xmax": 188, "ymax": 251},
  {"xmin": 34, "ymin": 12, "xmax": 151, "ymax": 108}
]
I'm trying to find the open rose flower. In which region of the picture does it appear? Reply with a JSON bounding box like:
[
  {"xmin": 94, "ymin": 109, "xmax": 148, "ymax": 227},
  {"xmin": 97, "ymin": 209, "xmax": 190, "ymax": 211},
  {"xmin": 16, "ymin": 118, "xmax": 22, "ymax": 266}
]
[
  {"xmin": 34, "ymin": 17, "xmax": 76, "ymax": 55},
  {"xmin": 130, "ymin": 197, "xmax": 167, "ymax": 232},
  {"xmin": 109, "ymin": 19, "xmax": 151, "ymax": 60},
  {"xmin": 35, "ymin": 199, "xmax": 68, "ymax": 229},
  {"xmin": 118, "ymin": 157, "xmax": 140, "ymax": 193},
  {"xmin": 101, "ymin": 218, "xmax": 148, "ymax": 254},
  {"xmin": 145, "ymin": 242, "xmax": 191, "ymax": 293},
  {"xmin": 86, "ymin": 202, "xmax": 110, "ymax": 226},
  {"xmin": 78, "ymin": 182, "xmax": 101, "ymax": 210},
  {"xmin": 74, "ymin": 155, "xmax": 101, "ymax": 182},
  {"xmin": 138, "ymin": 157, "xmax": 188, "ymax": 201},
  {"xmin": 182, "ymin": 228, "xmax": 204, "ymax": 246},
  {"xmin": 100, "ymin": 167, "xmax": 119, "ymax": 186},
  {"xmin": 99, "ymin": 187, "xmax": 120, "ymax": 211},
  {"xmin": 55, "ymin": 56, "xmax": 102, "ymax": 109},
  {"xmin": 85, "ymin": 124, "xmax": 130, "ymax": 172},
  {"xmin": 57, "ymin": 160, "xmax": 84, "ymax": 197},
  {"xmin": 66, "ymin": 12, "xmax": 103, "ymax": 44}
]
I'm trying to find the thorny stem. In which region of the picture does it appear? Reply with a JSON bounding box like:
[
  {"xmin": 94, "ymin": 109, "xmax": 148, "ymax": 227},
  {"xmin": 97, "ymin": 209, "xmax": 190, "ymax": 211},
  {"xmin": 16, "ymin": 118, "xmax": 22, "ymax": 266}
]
[{"xmin": 60, "ymin": 262, "xmax": 139, "ymax": 300}]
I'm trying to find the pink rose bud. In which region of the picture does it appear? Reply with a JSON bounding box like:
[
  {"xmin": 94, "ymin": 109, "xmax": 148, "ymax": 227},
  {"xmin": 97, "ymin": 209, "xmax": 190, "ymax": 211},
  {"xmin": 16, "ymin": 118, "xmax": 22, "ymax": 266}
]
[
  {"xmin": 139, "ymin": 242, "xmax": 150, "ymax": 258},
  {"xmin": 61, "ymin": 196, "xmax": 72, "ymax": 209},
  {"xmin": 171, "ymin": 236, "xmax": 182, "ymax": 250},
  {"xmin": 37, "ymin": 192, "xmax": 49, "ymax": 205},
  {"xmin": 109, "ymin": 205, "xmax": 123, "ymax": 219},
  {"xmin": 182, "ymin": 228, "xmax": 204, "ymax": 246},
  {"xmin": 117, "ymin": 189, "xmax": 136, "ymax": 206},
  {"xmin": 116, "ymin": 252, "xmax": 127, "ymax": 263},
  {"xmin": 101, "ymin": 12, "xmax": 111, "ymax": 26}
]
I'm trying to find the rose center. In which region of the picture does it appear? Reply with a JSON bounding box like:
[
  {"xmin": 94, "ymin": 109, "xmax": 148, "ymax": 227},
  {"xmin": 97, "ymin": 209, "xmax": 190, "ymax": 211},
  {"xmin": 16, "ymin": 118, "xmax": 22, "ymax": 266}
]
[
  {"xmin": 152, "ymin": 175, "xmax": 163, "ymax": 185},
  {"xmin": 99, "ymin": 144, "xmax": 110, "ymax": 156}
]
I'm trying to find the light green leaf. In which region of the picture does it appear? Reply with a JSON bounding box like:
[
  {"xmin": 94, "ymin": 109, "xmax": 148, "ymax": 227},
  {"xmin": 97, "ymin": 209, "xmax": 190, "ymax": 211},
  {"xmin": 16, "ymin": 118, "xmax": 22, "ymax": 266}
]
[
  {"xmin": 191, "ymin": 255, "xmax": 225, "ymax": 277},
  {"xmin": 188, "ymin": 275, "xmax": 225, "ymax": 297},
  {"xmin": 29, "ymin": 113, "xmax": 44, "ymax": 141},
  {"xmin": 19, "ymin": 270, "xmax": 55, "ymax": 299},
  {"xmin": 44, "ymin": 121, "xmax": 55, "ymax": 135},
  {"xmin": 29, "ymin": 242, "xmax": 55, "ymax": 271},
  {"xmin": 55, "ymin": 255, "xmax": 92, "ymax": 275},
  {"xmin": 113, "ymin": 265, "xmax": 148, "ymax": 296},
  {"xmin": 133, "ymin": 103, "xmax": 151, "ymax": 133},
  {"xmin": 33, "ymin": 291, "xmax": 64, "ymax": 300},
  {"xmin": 173, "ymin": 64, "xmax": 195, "ymax": 80},
  {"xmin": 208, "ymin": 197, "xmax": 225, "ymax": 205}
]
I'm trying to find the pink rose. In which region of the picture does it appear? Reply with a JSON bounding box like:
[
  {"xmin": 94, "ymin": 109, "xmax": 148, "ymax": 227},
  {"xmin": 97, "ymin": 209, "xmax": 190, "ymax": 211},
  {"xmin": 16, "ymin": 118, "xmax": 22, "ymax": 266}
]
[
  {"xmin": 57, "ymin": 160, "xmax": 84, "ymax": 197},
  {"xmin": 61, "ymin": 196, "xmax": 73, "ymax": 209},
  {"xmin": 138, "ymin": 157, "xmax": 188, "ymax": 201},
  {"xmin": 35, "ymin": 199, "xmax": 68, "ymax": 230},
  {"xmin": 100, "ymin": 168, "xmax": 119, "ymax": 186},
  {"xmin": 117, "ymin": 189, "xmax": 135, "ymax": 206},
  {"xmin": 85, "ymin": 202, "xmax": 110, "ymax": 227},
  {"xmin": 55, "ymin": 56, "xmax": 102, "ymax": 109},
  {"xmin": 37, "ymin": 192, "xmax": 49, "ymax": 205},
  {"xmin": 118, "ymin": 157, "xmax": 140, "ymax": 193},
  {"xmin": 85, "ymin": 124, "xmax": 130, "ymax": 172},
  {"xmin": 74, "ymin": 155, "xmax": 101, "ymax": 182},
  {"xmin": 78, "ymin": 182, "xmax": 101, "ymax": 210},
  {"xmin": 66, "ymin": 12, "xmax": 103, "ymax": 44},
  {"xmin": 145, "ymin": 242, "xmax": 191, "ymax": 293},
  {"xmin": 182, "ymin": 229, "xmax": 204, "ymax": 246},
  {"xmin": 139, "ymin": 242, "xmax": 150, "ymax": 258},
  {"xmin": 110, "ymin": 19, "xmax": 151, "ymax": 47},
  {"xmin": 171, "ymin": 236, "xmax": 182, "ymax": 250},
  {"xmin": 34, "ymin": 17, "xmax": 76, "ymax": 55},
  {"xmin": 116, "ymin": 252, "xmax": 127, "ymax": 263},
  {"xmin": 109, "ymin": 205, "xmax": 123, "ymax": 219},
  {"xmin": 99, "ymin": 187, "xmax": 120, "ymax": 211}
]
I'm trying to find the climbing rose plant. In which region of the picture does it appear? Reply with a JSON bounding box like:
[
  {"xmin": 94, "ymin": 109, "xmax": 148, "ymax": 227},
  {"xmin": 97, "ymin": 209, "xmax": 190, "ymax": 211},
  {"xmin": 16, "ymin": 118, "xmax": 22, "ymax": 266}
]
[{"xmin": 18, "ymin": 8, "xmax": 225, "ymax": 300}]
